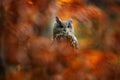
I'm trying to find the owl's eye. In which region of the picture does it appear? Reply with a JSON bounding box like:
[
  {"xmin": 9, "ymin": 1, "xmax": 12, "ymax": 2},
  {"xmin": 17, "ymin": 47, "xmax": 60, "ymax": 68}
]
[{"xmin": 60, "ymin": 25, "xmax": 64, "ymax": 28}]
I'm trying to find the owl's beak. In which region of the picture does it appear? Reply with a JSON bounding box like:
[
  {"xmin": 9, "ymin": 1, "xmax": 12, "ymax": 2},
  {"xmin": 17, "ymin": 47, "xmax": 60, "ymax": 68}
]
[
  {"xmin": 63, "ymin": 28, "xmax": 69, "ymax": 33},
  {"xmin": 64, "ymin": 28, "xmax": 67, "ymax": 32}
]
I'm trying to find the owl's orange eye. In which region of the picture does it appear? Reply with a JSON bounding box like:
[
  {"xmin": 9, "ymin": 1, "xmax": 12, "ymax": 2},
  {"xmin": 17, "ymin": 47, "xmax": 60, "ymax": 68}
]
[
  {"xmin": 68, "ymin": 25, "xmax": 70, "ymax": 28},
  {"xmin": 60, "ymin": 25, "xmax": 64, "ymax": 28}
]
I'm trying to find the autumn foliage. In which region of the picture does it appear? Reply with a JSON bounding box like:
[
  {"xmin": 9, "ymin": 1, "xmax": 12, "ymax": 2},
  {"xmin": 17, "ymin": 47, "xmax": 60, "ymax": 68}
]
[{"xmin": 0, "ymin": 0, "xmax": 120, "ymax": 80}]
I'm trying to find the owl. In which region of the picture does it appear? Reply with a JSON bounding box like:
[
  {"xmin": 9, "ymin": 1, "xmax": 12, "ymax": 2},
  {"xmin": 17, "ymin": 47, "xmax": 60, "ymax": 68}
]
[{"xmin": 53, "ymin": 17, "xmax": 78, "ymax": 49}]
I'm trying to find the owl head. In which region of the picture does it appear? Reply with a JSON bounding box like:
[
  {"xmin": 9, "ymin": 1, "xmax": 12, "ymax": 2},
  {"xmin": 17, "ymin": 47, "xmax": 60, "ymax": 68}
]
[{"xmin": 55, "ymin": 16, "xmax": 74, "ymax": 33}]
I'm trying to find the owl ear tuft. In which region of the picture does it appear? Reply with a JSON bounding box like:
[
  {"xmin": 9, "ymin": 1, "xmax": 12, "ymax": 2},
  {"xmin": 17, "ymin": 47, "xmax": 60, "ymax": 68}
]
[
  {"xmin": 56, "ymin": 16, "xmax": 61, "ymax": 24},
  {"xmin": 68, "ymin": 19, "xmax": 73, "ymax": 24}
]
